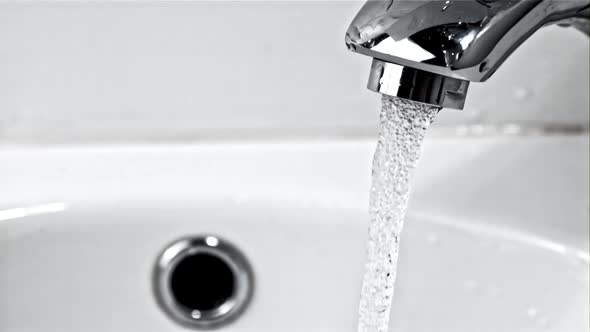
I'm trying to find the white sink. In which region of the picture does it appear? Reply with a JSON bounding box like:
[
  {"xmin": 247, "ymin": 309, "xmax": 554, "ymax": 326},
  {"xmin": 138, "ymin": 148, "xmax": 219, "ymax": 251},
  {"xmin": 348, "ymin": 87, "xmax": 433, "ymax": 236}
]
[{"xmin": 0, "ymin": 136, "xmax": 588, "ymax": 332}]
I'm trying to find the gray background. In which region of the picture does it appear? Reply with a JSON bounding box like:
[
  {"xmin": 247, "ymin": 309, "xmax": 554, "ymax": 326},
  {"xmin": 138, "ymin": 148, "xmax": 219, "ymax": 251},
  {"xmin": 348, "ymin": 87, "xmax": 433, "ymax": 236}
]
[{"xmin": 0, "ymin": 1, "xmax": 588, "ymax": 143}]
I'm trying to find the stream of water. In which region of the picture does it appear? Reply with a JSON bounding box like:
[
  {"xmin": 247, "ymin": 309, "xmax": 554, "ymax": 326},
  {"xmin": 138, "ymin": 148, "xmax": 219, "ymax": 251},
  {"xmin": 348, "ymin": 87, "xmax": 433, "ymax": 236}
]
[{"xmin": 358, "ymin": 95, "xmax": 440, "ymax": 332}]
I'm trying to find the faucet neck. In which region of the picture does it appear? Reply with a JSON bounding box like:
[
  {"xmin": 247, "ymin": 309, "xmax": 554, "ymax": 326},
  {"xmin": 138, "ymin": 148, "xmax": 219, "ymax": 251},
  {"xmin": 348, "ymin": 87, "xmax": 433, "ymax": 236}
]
[
  {"xmin": 346, "ymin": 0, "xmax": 589, "ymax": 109},
  {"xmin": 346, "ymin": 0, "xmax": 590, "ymax": 81}
]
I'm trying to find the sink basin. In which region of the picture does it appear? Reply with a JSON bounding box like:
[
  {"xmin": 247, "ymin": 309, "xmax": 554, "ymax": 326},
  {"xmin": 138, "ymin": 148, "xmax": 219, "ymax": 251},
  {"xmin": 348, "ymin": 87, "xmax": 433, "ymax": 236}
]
[{"xmin": 0, "ymin": 136, "xmax": 588, "ymax": 331}]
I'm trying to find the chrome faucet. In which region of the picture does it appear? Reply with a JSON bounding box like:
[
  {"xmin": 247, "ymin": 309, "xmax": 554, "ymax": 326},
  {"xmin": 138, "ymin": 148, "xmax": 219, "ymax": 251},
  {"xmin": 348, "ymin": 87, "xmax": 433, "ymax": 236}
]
[{"xmin": 346, "ymin": 0, "xmax": 590, "ymax": 109}]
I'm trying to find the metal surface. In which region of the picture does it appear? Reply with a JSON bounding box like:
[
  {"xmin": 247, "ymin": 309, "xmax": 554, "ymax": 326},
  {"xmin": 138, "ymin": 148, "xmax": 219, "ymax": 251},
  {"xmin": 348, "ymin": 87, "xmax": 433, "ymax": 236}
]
[
  {"xmin": 346, "ymin": 0, "xmax": 590, "ymax": 109},
  {"xmin": 153, "ymin": 235, "xmax": 254, "ymax": 330},
  {"xmin": 368, "ymin": 58, "xmax": 470, "ymax": 109}
]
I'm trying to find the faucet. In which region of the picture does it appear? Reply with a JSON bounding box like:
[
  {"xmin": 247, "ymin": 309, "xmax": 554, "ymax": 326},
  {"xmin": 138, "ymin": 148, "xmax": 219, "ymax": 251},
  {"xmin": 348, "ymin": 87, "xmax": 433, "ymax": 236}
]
[{"xmin": 345, "ymin": 0, "xmax": 590, "ymax": 110}]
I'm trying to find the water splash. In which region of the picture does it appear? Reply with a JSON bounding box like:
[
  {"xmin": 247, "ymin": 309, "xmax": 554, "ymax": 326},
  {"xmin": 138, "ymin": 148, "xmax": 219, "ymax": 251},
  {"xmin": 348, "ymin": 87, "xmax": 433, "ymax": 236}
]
[{"xmin": 358, "ymin": 96, "xmax": 439, "ymax": 332}]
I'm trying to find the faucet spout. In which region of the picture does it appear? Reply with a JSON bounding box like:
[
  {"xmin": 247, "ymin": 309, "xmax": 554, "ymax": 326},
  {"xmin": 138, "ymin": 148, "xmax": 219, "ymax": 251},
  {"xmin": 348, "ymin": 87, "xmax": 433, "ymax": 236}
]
[{"xmin": 346, "ymin": 0, "xmax": 590, "ymax": 110}]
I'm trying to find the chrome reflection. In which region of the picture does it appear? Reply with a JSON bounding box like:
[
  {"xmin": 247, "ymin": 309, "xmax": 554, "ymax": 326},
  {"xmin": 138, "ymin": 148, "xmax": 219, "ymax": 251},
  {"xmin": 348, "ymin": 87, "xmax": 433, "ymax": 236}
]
[
  {"xmin": 153, "ymin": 235, "xmax": 254, "ymax": 330},
  {"xmin": 0, "ymin": 202, "xmax": 68, "ymax": 222}
]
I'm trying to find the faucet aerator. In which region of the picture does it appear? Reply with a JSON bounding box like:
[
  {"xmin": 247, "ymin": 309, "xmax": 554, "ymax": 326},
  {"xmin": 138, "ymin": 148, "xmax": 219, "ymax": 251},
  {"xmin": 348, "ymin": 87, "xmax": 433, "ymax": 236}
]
[
  {"xmin": 346, "ymin": 0, "xmax": 590, "ymax": 110},
  {"xmin": 368, "ymin": 59, "xmax": 470, "ymax": 110}
]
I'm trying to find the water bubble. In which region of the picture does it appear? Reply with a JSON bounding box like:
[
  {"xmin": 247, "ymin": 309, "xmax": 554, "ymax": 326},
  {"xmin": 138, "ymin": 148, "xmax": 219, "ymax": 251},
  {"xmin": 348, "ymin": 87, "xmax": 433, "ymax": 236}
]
[{"xmin": 358, "ymin": 96, "xmax": 439, "ymax": 331}]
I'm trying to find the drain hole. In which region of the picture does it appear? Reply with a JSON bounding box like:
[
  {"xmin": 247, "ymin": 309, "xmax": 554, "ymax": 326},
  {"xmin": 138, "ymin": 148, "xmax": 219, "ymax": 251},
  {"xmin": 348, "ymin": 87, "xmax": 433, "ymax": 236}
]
[
  {"xmin": 154, "ymin": 236, "xmax": 254, "ymax": 329},
  {"xmin": 170, "ymin": 253, "xmax": 235, "ymax": 311}
]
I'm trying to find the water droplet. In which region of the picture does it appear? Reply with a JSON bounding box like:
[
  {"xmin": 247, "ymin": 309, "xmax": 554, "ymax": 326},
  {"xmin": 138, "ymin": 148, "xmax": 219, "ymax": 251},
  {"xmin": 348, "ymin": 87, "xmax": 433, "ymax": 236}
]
[
  {"xmin": 498, "ymin": 242, "xmax": 514, "ymax": 253},
  {"xmin": 442, "ymin": 0, "xmax": 452, "ymax": 11},
  {"xmin": 205, "ymin": 236, "xmax": 219, "ymax": 247},
  {"xmin": 471, "ymin": 125, "xmax": 486, "ymax": 135},
  {"xmin": 426, "ymin": 233, "xmax": 439, "ymax": 245},
  {"xmin": 485, "ymin": 285, "xmax": 500, "ymax": 297},
  {"xmin": 464, "ymin": 107, "xmax": 483, "ymax": 120},
  {"xmin": 526, "ymin": 307, "xmax": 539, "ymax": 318},
  {"xmin": 502, "ymin": 124, "xmax": 522, "ymax": 135},
  {"xmin": 232, "ymin": 193, "xmax": 249, "ymax": 204},
  {"xmin": 479, "ymin": 240, "xmax": 492, "ymax": 248},
  {"xmin": 479, "ymin": 61, "xmax": 489, "ymax": 73},
  {"xmin": 464, "ymin": 279, "xmax": 479, "ymax": 291},
  {"xmin": 456, "ymin": 125, "xmax": 469, "ymax": 136},
  {"xmin": 301, "ymin": 198, "xmax": 313, "ymax": 209},
  {"xmin": 191, "ymin": 310, "xmax": 202, "ymax": 319},
  {"xmin": 537, "ymin": 316, "xmax": 549, "ymax": 327},
  {"xmin": 513, "ymin": 87, "xmax": 532, "ymax": 101},
  {"xmin": 575, "ymin": 251, "xmax": 590, "ymax": 265}
]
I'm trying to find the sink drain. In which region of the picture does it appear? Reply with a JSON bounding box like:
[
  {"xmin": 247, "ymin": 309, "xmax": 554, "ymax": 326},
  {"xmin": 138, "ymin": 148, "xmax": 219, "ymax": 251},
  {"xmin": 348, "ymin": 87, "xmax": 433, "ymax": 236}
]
[{"xmin": 153, "ymin": 235, "xmax": 254, "ymax": 329}]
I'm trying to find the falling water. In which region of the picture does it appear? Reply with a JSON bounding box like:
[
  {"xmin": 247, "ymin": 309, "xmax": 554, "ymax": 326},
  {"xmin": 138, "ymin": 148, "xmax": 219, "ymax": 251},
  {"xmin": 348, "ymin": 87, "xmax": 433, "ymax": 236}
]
[{"xmin": 358, "ymin": 95, "xmax": 440, "ymax": 332}]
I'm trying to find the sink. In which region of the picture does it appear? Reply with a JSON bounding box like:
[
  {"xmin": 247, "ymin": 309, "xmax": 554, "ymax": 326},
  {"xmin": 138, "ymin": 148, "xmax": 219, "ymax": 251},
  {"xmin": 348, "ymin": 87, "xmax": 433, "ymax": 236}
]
[{"xmin": 0, "ymin": 136, "xmax": 588, "ymax": 331}]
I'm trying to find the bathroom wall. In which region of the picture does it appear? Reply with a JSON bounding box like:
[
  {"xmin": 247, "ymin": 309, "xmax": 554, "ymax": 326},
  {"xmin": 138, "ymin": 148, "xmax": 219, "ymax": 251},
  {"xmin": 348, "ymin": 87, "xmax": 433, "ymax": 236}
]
[{"xmin": 0, "ymin": 1, "xmax": 588, "ymax": 144}]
